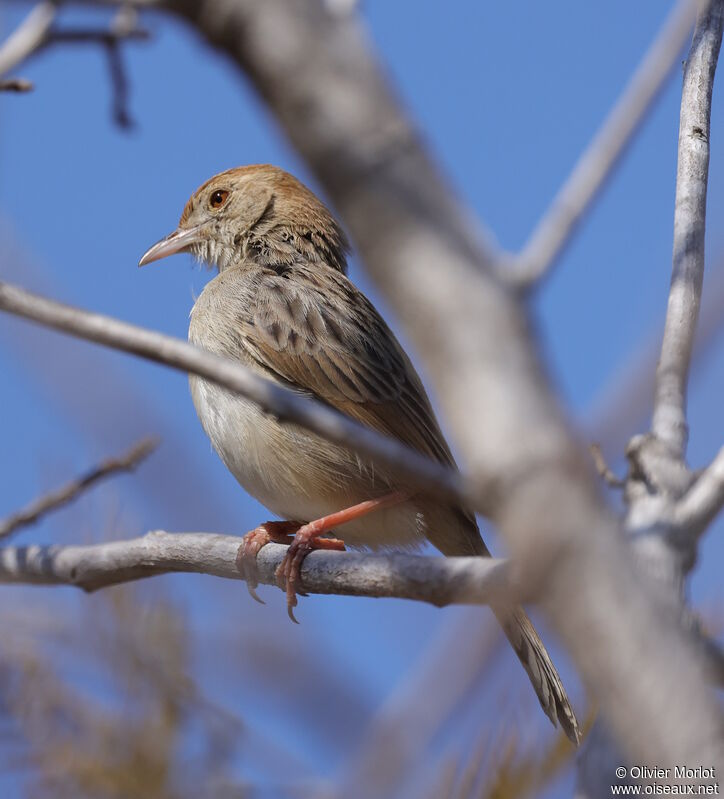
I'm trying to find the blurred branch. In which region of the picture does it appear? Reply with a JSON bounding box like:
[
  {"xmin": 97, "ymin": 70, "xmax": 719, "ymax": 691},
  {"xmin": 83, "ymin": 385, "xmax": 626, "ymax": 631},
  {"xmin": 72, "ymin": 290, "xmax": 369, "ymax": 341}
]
[
  {"xmin": 0, "ymin": 1, "xmax": 56, "ymax": 76},
  {"xmin": 0, "ymin": 532, "xmax": 513, "ymax": 606},
  {"xmin": 0, "ymin": 436, "xmax": 158, "ymax": 540},
  {"xmin": 511, "ymin": 0, "xmax": 700, "ymax": 287},
  {"xmin": 337, "ymin": 611, "xmax": 502, "ymax": 799},
  {"xmin": 0, "ymin": 77, "xmax": 34, "ymax": 91},
  {"xmin": 652, "ymin": 0, "xmax": 724, "ymax": 457},
  {"xmin": 45, "ymin": 7, "xmax": 149, "ymax": 128},
  {"xmin": 588, "ymin": 444, "xmax": 624, "ymax": 488},
  {"xmin": 0, "ymin": 3, "xmax": 147, "ymax": 126},
  {"xmin": 0, "ymin": 279, "xmax": 471, "ymax": 510}
]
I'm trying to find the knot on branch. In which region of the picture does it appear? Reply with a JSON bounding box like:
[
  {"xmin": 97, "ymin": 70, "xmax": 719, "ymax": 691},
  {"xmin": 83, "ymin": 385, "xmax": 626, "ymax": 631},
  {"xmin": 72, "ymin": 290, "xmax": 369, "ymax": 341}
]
[{"xmin": 625, "ymin": 433, "xmax": 693, "ymax": 500}]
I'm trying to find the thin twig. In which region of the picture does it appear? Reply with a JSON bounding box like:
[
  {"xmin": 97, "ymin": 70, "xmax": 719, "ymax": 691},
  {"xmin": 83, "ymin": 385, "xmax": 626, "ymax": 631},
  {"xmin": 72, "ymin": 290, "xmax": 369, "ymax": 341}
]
[
  {"xmin": 511, "ymin": 0, "xmax": 700, "ymax": 288},
  {"xmin": 43, "ymin": 20, "xmax": 148, "ymax": 128},
  {"xmin": 0, "ymin": 78, "xmax": 34, "ymax": 92},
  {"xmin": 589, "ymin": 444, "xmax": 624, "ymax": 488},
  {"xmin": 0, "ymin": 3, "xmax": 148, "ymax": 126},
  {"xmin": 652, "ymin": 0, "xmax": 724, "ymax": 457},
  {"xmin": 0, "ymin": 279, "xmax": 472, "ymax": 509},
  {"xmin": 42, "ymin": 28, "xmax": 149, "ymax": 47},
  {"xmin": 0, "ymin": 437, "xmax": 158, "ymax": 540},
  {"xmin": 0, "ymin": 532, "xmax": 513, "ymax": 606}
]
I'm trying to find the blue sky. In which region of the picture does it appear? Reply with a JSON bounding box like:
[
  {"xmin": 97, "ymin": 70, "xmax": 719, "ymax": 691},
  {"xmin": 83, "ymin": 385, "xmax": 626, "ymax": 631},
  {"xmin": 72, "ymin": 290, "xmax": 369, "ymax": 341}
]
[{"xmin": 1, "ymin": 1, "xmax": 723, "ymax": 794}]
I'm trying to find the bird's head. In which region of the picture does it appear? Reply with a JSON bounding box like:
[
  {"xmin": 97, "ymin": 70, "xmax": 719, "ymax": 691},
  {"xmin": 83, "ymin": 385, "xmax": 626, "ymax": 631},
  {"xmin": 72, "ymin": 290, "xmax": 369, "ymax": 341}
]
[{"xmin": 139, "ymin": 164, "xmax": 348, "ymax": 273}]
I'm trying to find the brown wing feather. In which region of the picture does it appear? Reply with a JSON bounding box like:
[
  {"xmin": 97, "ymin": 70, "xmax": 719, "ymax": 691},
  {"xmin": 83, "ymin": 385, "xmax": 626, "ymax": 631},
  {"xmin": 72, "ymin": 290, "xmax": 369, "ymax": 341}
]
[{"xmin": 239, "ymin": 264, "xmax": 455, "ymax": 468}]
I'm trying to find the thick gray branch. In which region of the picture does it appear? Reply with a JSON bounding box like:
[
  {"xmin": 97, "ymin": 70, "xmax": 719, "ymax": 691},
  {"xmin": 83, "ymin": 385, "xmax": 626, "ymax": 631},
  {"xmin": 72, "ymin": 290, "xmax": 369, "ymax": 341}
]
[
  {"xmin": 512, "ymin": 0, "xmax": 700, "ymax": 287},
  {"xmin": 652, "ymin": 0, "xmax": 724, "ymax": 457},
  {"xmin": 0, "ymin": 532, "xmax": 511, "ymax": 606}
]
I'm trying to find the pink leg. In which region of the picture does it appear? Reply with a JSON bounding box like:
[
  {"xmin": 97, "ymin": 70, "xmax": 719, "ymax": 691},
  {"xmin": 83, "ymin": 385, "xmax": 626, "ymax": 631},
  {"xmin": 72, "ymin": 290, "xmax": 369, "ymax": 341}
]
[
  {"xmin": 277, "ymin": 490, "xmax": 411, "ymax": 622},
  {"xmin": 236, "ymin": 521, "xmax": 302, "ymax": 603}
]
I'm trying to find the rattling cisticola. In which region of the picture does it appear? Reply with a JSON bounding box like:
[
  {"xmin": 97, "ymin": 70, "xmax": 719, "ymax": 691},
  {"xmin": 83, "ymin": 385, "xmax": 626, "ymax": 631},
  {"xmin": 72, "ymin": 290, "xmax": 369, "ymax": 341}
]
[{"xmin": 139, "ymin": 165, "xmax": 579, "ymax": 744}]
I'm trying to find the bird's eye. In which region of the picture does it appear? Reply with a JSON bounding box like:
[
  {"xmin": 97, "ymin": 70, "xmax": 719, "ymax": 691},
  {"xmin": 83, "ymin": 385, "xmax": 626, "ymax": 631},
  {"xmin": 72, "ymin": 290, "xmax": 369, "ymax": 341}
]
[{"xmin": 209, "ymin": 189, "xmax": 229, "ymax": 209}]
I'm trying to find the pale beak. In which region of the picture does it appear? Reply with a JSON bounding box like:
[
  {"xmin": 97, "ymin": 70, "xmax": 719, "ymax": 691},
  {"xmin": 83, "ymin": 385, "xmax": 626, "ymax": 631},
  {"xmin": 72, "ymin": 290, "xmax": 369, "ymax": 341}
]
[{"xmin": 138, "ymin": 225, "xmax": 204, "ymax": 267}]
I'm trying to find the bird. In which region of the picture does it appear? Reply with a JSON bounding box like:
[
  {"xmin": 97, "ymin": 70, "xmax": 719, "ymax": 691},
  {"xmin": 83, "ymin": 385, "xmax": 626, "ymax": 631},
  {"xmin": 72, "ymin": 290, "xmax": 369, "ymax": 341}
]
[{"xmin": 139, "ymin": 164, "xmax": 580, "ymax": 744}]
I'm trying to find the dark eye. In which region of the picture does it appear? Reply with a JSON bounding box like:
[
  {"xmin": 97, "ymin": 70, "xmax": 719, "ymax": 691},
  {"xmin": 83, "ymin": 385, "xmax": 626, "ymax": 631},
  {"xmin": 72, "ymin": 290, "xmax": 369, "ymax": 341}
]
[{"xmin": 209, "ymin": 189, "xmax": 229, "ymax": 209}]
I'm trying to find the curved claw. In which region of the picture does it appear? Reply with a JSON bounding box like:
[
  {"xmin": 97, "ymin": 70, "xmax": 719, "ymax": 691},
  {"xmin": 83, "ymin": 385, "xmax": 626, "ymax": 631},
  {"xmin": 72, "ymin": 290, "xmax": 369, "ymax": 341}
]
[
  {"xmin": 276, "ymin": 530, "xmax": 346, "ymax": 623},
  {"xmin": 246, "ymin": 583, "xmax": 266, "ymax": 605},
  {"xmin": 236, "ymin": 522, "xmax": 300, "ymax": 603},
  {"xmin": 268, "ymin": 493, "xmax": 401, "ymax": 621},
  {"xmin": 236, "ymin": 538, "xmax": 265, "ymax": 602}
]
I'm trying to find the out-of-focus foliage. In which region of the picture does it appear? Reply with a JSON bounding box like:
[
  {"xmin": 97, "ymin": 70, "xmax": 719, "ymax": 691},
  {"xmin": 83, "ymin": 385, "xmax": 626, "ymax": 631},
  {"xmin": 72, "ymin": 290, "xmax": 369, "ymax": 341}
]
[{"xmin": 0, "ymin": 583, "xmax": 248, "ymax": 799}]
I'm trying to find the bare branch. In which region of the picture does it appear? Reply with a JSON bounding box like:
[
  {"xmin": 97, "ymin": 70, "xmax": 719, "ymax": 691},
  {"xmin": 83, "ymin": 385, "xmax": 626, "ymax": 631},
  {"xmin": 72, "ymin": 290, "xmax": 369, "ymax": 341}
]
[
  {"xmin": 45, "ymin": 8, "xmax": 149, "ymax": 127},
  {"xmin": 511, "ymin": 0, "xmax": 700, "ymax": 287},
  {"xmin": 0, "ymin": 279, "xmax": 471, "ymax": 509},
  {"xmin": 652, "ymin": 0, "xmax": 724, "ymax": 457},
  {"xmin": 673, "ymin": 445, "xmax": 724, "ymax": 539},
  {"xmin": 0, "ymin": 532, "xmax": 512, "ymax": 606},
  {"xmin": 0, "ymin": 1, "xmax": 56, "ymax": 76},
  {"xmin": 0, "ymin": 3, "xmax": 148, "ymax": 126},
  {"xmin": 0, "ymin": 437, "xmax": 158, "ymax": 540},
  {"xmin": 0, "ymin": 78, "xmax": 34, "ymax": 92},
  {"xmin": 589, "ymin": 443, "xmax": 624, "ymax": 488}
]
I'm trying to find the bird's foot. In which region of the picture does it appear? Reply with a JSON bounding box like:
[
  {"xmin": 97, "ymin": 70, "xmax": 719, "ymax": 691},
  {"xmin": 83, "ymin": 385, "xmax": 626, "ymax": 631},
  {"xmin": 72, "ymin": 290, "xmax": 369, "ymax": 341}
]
[
  {"xmin": 236, "ymin": 521, "xmax": 302, "ymax": 604},
  {"xmin": 275, "ymin": 491, "xmax": 411, "ymax": 622},
  {"xmin": 276, "ymin": 525, "xmax": 346, "ymax": 623}
]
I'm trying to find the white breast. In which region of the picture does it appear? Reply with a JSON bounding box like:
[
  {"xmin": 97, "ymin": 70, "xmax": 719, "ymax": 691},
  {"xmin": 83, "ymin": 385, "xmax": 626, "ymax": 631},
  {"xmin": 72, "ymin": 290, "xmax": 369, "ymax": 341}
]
[{"xmin": 188, "ymin": 374, "xmax": 428, "ymax": 548}]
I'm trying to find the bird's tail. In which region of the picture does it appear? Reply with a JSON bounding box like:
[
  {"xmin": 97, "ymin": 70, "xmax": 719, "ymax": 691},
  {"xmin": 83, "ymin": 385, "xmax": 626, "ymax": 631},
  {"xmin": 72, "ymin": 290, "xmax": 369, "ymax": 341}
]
[
  {"xmin": 425, "ymin": 506, "xmax": 580, "ymax": 744},
  {"xmin": 494, "ymin": 605, "xmax": 580, "ymax": 745}
]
